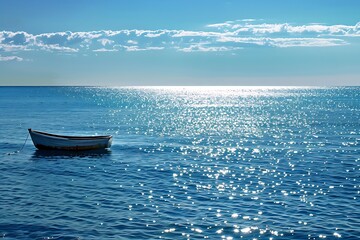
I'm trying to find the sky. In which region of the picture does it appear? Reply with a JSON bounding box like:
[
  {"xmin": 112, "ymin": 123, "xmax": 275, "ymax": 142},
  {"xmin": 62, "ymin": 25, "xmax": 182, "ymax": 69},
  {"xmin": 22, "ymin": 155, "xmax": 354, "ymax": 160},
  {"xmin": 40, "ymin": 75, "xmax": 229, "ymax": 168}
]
[{"xmin": 0, "ymin": 0, "xmax": 359, "ymax": 86}]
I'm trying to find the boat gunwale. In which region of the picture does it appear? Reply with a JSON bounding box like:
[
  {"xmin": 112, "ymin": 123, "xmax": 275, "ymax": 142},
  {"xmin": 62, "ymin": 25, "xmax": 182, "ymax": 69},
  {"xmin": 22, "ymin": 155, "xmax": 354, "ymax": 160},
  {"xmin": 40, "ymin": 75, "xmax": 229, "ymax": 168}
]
[{"xmin": 29, "ymin": 129, "xmax": 112, "ymax": 140}]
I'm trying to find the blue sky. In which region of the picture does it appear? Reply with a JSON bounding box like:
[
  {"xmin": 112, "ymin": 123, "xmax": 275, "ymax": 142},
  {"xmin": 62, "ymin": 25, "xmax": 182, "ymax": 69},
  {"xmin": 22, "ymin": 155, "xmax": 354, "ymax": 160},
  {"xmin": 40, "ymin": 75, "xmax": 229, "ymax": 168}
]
[{"xmin": 0, "ymin": 0, "xmax": 359, "ymax": 86}]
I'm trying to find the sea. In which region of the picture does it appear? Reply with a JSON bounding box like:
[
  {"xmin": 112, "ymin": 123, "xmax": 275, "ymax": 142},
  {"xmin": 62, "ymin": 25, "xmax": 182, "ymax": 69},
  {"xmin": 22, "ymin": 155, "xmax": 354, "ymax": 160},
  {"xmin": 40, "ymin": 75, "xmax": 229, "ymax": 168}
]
[{"xmin": 0, "ymin": 86, "xmax": 359, "ymax": 239}]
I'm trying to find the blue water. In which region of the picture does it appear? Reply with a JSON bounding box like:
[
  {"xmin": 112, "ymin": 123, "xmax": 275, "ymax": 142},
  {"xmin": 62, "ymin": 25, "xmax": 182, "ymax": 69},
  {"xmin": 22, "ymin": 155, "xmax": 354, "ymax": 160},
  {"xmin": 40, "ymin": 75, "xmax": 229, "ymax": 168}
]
[{"xmin": 0, "ymin": 86, "xmax": 359, "ymax": 239}]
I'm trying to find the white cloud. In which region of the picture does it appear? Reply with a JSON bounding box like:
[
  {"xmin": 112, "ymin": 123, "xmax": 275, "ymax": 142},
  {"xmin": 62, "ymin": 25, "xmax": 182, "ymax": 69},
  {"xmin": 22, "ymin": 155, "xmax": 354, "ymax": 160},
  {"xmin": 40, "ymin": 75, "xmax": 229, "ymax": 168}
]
[
  {"xmin": 144, "ymin": 31, "xmax": 167, "ymax": 38},
  {"xmin": 0, "ymin": 43, "xmax": 31, "ymax": 52},
  {"xmin": 123, "ymin": 46, "xmax": 164, "ymax": 52},
  {"xmin": 93, "ymin": 48, "xmax": 118, "ymax": 52},
  {"xmin": 0, "ymin": 55, "xmax": 23, "ymax": 61},
  {"xmin": 206, "ymin": 19, "xmax": 256, "ymax": 28},
  {"xmin": 145, "ymin": 46, "xmax": 165, "ymax": 51},
  {"xmin": 217, "ymin": 36, "xmax": 347, "ymax": 47},
  {"xmin": 98, "ymin": 38, "xmax": 114, "ymax": 46},
  {"xmin": 0, "ymin": 20, "xmax": 359, "ymax": 61},
  {"xmin": 217, "ymin": 36, "xmax": 268, "ymax": 45},
  {"xmin": 206, "ymin": 22, "xmax": 234, "ymax": 29},
  {"xmin": 36, "ymin": 43, "xmax": 79, "ymax": 52},
  {"xmin": 269, "ymin": 37, "xmax": 348, "ymax": 47},
  {"xmin": 206, "ymin": 20, "xmax": 360, "ymax": 37},
  {"xmin": 171, "ymin": 30, "xmax": 224, "ymax": 38},
  {"xmin": 127, "ymin": 40, "xmax": 138, "ymax": 45},
  {"xmin": 178, "ymin": 43, "xmax": 242, "ymax": 52}
]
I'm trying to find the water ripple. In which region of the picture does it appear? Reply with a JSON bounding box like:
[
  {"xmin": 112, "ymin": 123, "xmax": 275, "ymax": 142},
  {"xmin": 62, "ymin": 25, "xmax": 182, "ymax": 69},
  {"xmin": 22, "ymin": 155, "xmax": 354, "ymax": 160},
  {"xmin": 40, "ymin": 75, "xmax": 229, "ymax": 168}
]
[{"xmin": 0, "ymin": 86, "xmax": 359, "ymax": 239}]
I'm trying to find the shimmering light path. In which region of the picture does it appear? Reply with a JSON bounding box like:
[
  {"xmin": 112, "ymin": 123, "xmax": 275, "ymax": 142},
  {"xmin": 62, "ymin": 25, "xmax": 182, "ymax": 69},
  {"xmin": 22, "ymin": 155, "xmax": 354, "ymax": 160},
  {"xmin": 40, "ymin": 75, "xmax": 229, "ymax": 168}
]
[{"xmin": 0, "ymin": 87, "xmax": 359, "ymax": 239}]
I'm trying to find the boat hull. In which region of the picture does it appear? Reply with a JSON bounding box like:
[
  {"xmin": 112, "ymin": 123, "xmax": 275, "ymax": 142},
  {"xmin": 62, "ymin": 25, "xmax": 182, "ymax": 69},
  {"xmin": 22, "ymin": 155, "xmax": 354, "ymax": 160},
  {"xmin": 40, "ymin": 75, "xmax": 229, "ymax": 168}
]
[{"xmin": 28, "ymin": 129, "xmax": 112, "ymax": 151}]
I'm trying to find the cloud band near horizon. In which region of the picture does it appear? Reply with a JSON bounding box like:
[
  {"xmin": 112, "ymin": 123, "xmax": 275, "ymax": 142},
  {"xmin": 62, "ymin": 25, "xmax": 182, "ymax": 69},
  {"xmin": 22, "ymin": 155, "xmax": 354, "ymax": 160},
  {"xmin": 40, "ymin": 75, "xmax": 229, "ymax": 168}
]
[{"xmin": 0, "ymin": 20, "xmax": 359, "ymax": 61}]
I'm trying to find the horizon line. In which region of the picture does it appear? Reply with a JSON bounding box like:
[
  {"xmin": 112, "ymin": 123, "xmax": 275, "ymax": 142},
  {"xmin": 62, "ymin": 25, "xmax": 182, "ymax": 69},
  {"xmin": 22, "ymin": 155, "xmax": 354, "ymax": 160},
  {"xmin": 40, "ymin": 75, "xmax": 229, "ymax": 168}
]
[{"xmin": 1, "ymin": 85, "xmax": 359, "ymax": 88}]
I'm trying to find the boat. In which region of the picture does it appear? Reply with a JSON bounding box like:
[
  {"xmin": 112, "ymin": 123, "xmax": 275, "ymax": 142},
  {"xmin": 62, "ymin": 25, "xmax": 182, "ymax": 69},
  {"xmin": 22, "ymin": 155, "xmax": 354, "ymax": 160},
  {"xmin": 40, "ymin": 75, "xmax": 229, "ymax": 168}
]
[{"xmin": 28, "ymin": 129, "xmax": 112, "ymax": 151}]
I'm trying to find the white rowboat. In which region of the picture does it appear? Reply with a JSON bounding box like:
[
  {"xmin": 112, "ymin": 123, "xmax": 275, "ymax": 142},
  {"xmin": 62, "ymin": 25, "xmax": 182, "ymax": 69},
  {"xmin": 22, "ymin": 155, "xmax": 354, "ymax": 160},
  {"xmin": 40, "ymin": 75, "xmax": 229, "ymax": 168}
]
[{"xmin": 28, "ymin": 129, "xmax": 112, "ymax": 151}]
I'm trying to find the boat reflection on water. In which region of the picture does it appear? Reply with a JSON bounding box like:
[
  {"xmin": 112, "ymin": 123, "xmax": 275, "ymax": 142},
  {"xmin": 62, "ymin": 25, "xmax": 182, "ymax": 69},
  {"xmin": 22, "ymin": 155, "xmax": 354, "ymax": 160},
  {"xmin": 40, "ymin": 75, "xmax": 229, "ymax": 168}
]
[{"xmin": 31, "ymin": 149, "xmax": 112, "ymax": 160}]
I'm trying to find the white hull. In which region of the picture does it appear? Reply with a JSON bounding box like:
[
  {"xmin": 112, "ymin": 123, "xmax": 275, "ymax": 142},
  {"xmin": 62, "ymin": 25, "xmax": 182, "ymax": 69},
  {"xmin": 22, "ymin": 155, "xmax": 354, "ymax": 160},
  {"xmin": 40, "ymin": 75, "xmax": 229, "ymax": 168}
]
[{"xmin": 28, "ymin": 129, "xmax": 112, "ymax": 151}]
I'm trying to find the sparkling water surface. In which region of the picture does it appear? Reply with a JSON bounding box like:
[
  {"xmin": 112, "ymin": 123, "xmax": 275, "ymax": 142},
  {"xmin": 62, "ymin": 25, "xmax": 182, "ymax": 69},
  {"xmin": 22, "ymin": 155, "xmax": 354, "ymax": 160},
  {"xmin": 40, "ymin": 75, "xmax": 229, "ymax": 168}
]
[{"xmin": 0, "ymin": 86, "xmax": 359, "ymax": 239}]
